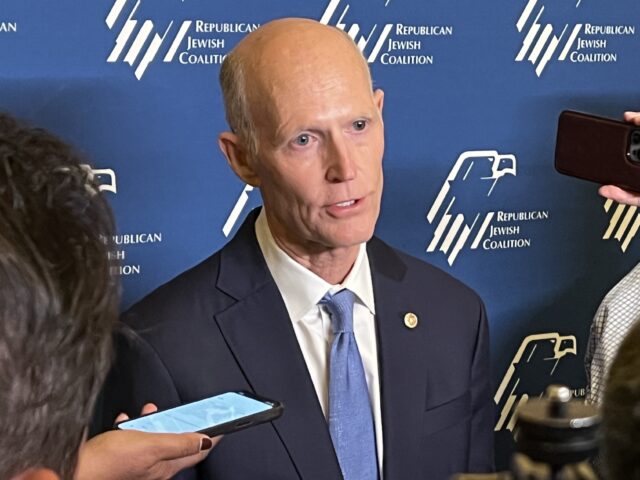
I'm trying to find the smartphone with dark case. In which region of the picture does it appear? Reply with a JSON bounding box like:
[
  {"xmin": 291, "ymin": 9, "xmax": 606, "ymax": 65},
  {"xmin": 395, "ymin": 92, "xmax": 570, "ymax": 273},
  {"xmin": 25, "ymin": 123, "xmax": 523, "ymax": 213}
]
[
  {"xmin": 116, "ymin": 391, "xmax": 283, "ymax": 437},
  {"xmin": 554, "ymin": 110, "xmax": 640, "ymax": 191}
]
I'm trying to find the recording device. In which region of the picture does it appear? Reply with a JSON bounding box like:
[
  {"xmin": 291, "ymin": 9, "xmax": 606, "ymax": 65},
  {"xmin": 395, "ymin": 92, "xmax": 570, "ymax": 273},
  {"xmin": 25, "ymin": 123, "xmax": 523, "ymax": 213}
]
[
  {"xmin": 555, "ymin": 110, "xmax": 640, "ymax": 191},
  {"xmin": 116, "ymin": 391, "xmax": 283, "ymax": 437},
  {"xmin": 453, "ymin": 385, "xmax": 600, "ymax": 480}
]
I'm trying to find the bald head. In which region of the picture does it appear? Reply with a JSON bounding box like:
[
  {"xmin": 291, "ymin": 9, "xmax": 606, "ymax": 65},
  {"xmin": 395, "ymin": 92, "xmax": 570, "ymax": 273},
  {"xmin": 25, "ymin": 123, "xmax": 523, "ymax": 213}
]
[{"xmin": 219, "ymin": 18, "xmax": 372, "ymax": 158}]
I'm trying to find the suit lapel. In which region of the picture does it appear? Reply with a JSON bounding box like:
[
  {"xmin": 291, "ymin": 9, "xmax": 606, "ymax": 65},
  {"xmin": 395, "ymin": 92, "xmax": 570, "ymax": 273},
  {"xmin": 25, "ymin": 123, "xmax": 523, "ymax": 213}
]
[
  {"xmin": 214, "ymin": 211, "xmax": 342, "ymax": 480},
  {"xmin": 368, "ymin": 237, "xmax": 427, "ymax": 480}
]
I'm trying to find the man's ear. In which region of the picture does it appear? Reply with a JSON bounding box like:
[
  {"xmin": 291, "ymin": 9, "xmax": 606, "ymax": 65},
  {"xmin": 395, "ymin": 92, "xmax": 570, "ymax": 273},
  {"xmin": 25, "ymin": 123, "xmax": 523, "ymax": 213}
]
[
  {"xmin": 218, "ymin": 132, "xmax": 261, "ymax": 187},
  {"xmin": 373, "ymin": 89, "xmax": 384, "ymax": 115},
  {"xmin": 12, "ymin": 468, "xmax": 59, "ymax": 480}
]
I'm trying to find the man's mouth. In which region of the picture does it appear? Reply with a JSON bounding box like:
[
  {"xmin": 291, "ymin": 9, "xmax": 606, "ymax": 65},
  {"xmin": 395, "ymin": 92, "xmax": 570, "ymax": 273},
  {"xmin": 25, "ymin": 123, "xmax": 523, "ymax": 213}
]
[{"xmin": 335, "ymin": 199, "xmax": 356, "ymax": 207}]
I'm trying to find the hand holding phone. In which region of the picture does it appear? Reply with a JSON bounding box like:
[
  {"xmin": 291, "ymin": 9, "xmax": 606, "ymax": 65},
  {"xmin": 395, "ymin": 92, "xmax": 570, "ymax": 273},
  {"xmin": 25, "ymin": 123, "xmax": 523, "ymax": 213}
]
[
  {"xmin": 598, "ymin": 184, "xmax": 640, "ymax": 206},
  {"xmin": 116, "ymin": 391, "xmax": 283, "ymax": 437},
  {"xmin": 76, "ymin": 429, "xmax": 217, "ymax": 480},
  {"xmin": 554, "ymin": 110, "xmax": 640, "ymax": 192}
]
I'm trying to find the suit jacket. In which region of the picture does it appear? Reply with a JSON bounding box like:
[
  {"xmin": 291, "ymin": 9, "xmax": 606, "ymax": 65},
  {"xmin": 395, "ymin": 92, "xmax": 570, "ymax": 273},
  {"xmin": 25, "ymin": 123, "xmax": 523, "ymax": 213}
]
[{"xmin": 94, "ymin": 210, "xmax": 494, "ymax": 479}]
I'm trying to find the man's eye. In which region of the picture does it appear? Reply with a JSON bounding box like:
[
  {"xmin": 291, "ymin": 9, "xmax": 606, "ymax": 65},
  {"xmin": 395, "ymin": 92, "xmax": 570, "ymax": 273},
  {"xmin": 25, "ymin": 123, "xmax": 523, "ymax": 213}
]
[
  {"xmin": 294, "ymin": 134, "xmax": 311, "ymax": 146},
  {"xmin": 353, "ymin": 120, "xmax": 367, "ymax": 131}
]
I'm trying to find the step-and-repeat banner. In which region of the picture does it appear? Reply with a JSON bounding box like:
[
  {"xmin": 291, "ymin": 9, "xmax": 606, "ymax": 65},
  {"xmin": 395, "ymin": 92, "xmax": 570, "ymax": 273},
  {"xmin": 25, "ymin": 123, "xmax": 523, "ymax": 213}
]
[{"xmin": 2, "ymin": 0, "xmax": 639, "ymax": 467}]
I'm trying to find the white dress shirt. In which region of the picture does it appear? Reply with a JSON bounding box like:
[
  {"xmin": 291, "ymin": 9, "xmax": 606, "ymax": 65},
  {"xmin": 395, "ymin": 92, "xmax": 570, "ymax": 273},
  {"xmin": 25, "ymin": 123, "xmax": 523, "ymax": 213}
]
[{"xmin": 255, "ymin": 210, "xmax": 384, "ymax": 476}]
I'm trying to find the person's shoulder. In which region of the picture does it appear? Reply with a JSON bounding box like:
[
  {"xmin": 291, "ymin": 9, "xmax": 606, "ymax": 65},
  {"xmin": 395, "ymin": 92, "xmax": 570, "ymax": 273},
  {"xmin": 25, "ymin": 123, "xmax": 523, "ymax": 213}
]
[
  {"xmin": 368, "ymin": 236, "xmax": 482, "ymax": 303},
  {"xmin": 122, "ymin": 248, "xmax": 227, "ymax": 331},
  {"xmin": 123, "ymin": 210, "xmax": 263, "ymax": 332},
  {"xmin": 610, "ymin": 261, "xmax": 640, "ymax": 296},
  {"xmin": 594, "ymin": 261, "xmax": 640, "ymax": 319}
]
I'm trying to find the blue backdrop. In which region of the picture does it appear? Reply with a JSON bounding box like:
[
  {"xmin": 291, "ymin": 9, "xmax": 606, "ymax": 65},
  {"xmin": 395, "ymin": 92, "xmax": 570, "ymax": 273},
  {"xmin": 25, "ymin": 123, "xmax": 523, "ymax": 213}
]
[{"xmin": 2, "ymin": 0, "xmax": 639, "ymax": 468}]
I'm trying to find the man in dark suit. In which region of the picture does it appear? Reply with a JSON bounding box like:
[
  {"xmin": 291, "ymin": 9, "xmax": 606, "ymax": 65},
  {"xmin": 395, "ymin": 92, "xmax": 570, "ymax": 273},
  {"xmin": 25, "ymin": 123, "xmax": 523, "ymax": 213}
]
[{"xmin": 96, "ymin": 18, "xmax": 494, "ymax": 480}]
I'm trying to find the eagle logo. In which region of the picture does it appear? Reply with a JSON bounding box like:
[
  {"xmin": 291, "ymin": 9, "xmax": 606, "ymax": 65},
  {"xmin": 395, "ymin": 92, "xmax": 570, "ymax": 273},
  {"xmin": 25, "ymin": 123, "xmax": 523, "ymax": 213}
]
[
  {"xmin": 515, "ymin": 0, "xmax": 584, "ymax": 77},
  {"xmin": 105, "ymin": 0, "xmax": 193, "ymax": 80},
  {"xmin": 494, "ymin": 332, "xmax": 577, "ymax": 432},
  {"xmin": 320, "ymin": 0, "xmax": 395, "ymax": 63},
  {"xmin": 80, "ymin": 165, "xmax": 117, "ymax": 194},
  {"xmin": 426, "ymin": 150, "xmax": 516, "ymax": 265},
  {"xmin": 602, "ymin": 198, "xmax": 640, "ymax": 252}
]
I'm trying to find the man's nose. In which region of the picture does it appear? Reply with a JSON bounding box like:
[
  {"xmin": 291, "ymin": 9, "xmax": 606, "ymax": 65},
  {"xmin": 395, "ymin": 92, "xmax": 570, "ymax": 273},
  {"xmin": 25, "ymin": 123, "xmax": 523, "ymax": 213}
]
[{"xmin": 326, "ymin": 135, "xmax": 356, "ymax": 182}]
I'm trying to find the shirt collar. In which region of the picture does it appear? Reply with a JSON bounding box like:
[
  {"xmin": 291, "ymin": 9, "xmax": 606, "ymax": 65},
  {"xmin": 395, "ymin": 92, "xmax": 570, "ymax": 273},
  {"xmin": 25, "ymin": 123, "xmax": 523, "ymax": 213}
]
[{"xmin": 255, "ymin": 209, "xmax": 375, "ymax": 321}]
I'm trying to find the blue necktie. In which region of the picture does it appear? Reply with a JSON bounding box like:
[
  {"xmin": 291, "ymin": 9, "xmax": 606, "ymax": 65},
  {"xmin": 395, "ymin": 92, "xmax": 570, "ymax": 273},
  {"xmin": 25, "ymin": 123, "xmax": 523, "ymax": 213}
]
[{"xmin": 320, "ymin": 289, "xmax": 378, "ymax": 480}]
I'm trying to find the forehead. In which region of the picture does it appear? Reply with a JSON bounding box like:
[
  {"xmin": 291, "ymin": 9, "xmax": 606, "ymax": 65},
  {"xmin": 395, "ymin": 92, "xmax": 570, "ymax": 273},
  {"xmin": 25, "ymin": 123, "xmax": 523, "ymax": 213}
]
[
  {"xmin": 244, "ymin": 26, "xmax": 374, "ymax": 131},
  {"xmin": 267, "ymin": 59, "xmax": 372, "ymax": 114}
]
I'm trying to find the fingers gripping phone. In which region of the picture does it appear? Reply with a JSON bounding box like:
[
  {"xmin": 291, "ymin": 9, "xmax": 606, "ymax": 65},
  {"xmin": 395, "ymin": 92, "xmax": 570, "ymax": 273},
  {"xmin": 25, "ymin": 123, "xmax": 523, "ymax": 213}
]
[
  {"xmin": 116, "ymin": 391, "xmax": 283, "ymax": 437},
  {"xmin": 554, "ymin": 110, "xmax": 640, "ymax": 191}
]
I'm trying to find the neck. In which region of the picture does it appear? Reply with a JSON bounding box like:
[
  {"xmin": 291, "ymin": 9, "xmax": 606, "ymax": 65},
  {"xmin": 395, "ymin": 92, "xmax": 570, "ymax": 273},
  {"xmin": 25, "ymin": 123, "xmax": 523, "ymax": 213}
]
[{"xmin": 271, "ymin": 235, "xmax": 360, "ymax": 285}]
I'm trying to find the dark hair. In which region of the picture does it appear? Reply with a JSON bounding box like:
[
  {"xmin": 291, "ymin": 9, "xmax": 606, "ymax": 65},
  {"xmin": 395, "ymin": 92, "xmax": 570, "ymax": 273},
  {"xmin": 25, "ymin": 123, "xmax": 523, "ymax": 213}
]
[
  {"xmin": 0, "ymin": 113, "xmax": 118, "ymax": 479},
  {"xmin": 602, "ymin": 320, "xmax": 640, "ymax": 480}
]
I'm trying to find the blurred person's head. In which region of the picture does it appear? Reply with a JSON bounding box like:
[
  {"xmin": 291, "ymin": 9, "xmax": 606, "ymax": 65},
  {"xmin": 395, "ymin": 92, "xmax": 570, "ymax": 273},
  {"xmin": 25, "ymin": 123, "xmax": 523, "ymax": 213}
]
[
  {"xmin": 602, "ymin": 320, "xmax": 640, "ymax": 480},
  {"xmin": 0, "ymin": 113, "xmax": 118, "ymax": 480}
]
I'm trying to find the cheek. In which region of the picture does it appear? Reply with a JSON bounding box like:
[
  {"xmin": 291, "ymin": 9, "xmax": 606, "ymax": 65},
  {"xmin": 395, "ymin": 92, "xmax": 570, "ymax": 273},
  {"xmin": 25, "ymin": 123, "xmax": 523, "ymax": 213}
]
[
  {"xmin": 357, "ymin": 131, "xmax": 384, "ymax": 171},
  {"xmin": 364, "ymin": 146, "xmax": 384, "ymax": 185},
  {"xmin": 269, "ymin": 176, "xmax": 321, "ymax": 213},
  {"xmin": 278, "ymin": 169, "xmax": 326, "ymax": 205}
]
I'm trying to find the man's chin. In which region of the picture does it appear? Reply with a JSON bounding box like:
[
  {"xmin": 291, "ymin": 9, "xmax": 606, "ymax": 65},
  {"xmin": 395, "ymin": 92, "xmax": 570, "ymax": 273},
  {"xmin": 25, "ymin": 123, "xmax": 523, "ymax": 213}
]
[{"xmin": 324, "ymin": 230, "xmax": 375, "ymax": 250}]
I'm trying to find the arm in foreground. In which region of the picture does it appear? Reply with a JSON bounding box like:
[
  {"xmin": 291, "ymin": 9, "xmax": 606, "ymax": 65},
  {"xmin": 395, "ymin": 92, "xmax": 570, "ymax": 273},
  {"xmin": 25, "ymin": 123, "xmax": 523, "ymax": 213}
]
[{"xmin": 75, "ymin": 429, "xmax": 219, "ymax": 480}]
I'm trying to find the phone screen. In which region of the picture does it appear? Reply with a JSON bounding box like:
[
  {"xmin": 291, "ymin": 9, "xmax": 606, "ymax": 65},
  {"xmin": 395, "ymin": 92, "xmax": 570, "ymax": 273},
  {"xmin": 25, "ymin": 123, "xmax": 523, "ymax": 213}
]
[{"xmin": 118, "ymin": 392, "xmax": 273, "ymax": 434}]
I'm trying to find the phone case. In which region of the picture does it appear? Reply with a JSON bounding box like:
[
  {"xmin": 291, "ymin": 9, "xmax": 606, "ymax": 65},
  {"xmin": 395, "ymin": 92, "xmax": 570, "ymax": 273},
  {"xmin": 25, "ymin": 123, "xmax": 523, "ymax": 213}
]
[
  {"xmin": 554, "ymin": 110, "xmax": 640, "ymax": 191},
  {"xmin": 201, "ymin": 392, "xmax": 284, "ymax": 437}
]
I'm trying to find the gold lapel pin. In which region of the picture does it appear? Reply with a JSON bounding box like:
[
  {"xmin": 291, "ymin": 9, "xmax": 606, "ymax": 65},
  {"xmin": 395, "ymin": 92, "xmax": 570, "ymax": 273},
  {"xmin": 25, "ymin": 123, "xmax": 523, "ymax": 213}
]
[{"xmin": 404, "ymin": 312, "xmax": 418, "ymax": 329}]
